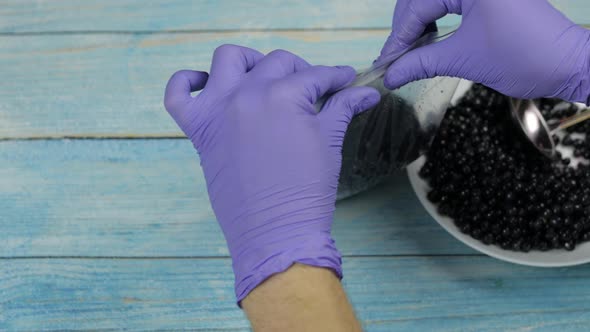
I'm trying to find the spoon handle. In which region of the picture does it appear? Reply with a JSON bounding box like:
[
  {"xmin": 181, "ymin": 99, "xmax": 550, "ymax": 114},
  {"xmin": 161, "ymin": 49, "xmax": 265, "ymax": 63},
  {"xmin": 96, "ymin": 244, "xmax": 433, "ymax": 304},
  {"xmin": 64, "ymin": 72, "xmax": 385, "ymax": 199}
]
[{"xmin": 550, "ymin": 108, "xmax": 590, "ymax": 133}]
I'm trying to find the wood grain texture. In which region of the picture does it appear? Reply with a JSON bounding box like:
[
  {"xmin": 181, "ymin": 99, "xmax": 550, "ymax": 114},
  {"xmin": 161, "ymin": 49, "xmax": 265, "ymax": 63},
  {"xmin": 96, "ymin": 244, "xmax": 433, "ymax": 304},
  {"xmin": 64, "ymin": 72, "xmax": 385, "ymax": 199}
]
[
  {"xmin": 0, "ymin": 0, "xmax": 458, "ymax": 32},
  {"xmin": 1, "ymin": 0, "xmax": 587, "ymax": 33},
  {"xmin": 3, "ymin": 256, "xmax": 590, "ymax": 331},
  {"xmin": 0, "ymin": 139, "xmax": 472, "ymax": 257},
  {"xmin": 2, "ymin": 7, "xmax": 589, "ymax": 138},
  {"xmin": 0, "ymin": 31, "xmax": 389, "ymax": 138}
]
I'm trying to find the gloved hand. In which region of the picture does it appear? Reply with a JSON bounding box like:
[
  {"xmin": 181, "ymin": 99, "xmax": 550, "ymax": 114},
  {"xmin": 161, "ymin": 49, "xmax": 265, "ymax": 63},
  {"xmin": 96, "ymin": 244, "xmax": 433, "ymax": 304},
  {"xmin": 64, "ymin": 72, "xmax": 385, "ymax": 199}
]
[
  {"xmin": 164, "ymin": 45, "xmax": 380, "ymax": 303},
  {"xmin": 378, "ymin": 0, "xmax": 590, "ymax": 104}
]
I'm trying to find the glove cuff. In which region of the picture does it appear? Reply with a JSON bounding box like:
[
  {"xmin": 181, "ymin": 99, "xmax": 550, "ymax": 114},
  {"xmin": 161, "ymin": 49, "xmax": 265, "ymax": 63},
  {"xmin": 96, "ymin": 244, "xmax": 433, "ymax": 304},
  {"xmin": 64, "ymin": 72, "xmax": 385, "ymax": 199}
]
[
  {"xmin": 233, "ymin": 233, "xmax": 342, "ymax": 305},
  {"xmin": 574, "ymin": 29, "xmax": 590, "ymax": 105},
  {"xmin": 555, "ymin": 27, "xmax": 590, "ymax": 104}
]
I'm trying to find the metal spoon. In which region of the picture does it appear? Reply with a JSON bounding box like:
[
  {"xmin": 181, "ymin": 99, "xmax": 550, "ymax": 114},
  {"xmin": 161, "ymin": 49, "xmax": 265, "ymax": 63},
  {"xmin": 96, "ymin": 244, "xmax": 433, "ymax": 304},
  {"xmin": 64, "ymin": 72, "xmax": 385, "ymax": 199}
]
[{"xmin": 511, "ymin": 99, "xmax": 590, "ymax": 158}]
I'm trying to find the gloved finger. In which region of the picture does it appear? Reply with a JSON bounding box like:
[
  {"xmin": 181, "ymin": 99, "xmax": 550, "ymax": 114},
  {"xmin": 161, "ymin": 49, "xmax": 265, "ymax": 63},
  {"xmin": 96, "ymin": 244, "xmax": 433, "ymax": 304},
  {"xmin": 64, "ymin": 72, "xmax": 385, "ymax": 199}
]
[
  {"xmin": 318, "ymin": 86, "xmax": 381, "ymax": 130},
  {"xmin": 384, "ymin": 35, "xmax": 464, "ymax": 90},
  {"xmin": 247, "ymin": 49, "xmax": 311, "ymax": 79},
  {"xmin": 208, "ymin": 44, "xmax": 264, "ymax": 88},
  {"xmin": 164, "ymin": 70, "xmax": 209, "ymax": 116},
  {"xmin": 378, "ymin": 0, "xmax": 462, "ymax": 60},
  {"xmin": 279, "ymin": 65, "xmax": 356, "ymax": 104}
]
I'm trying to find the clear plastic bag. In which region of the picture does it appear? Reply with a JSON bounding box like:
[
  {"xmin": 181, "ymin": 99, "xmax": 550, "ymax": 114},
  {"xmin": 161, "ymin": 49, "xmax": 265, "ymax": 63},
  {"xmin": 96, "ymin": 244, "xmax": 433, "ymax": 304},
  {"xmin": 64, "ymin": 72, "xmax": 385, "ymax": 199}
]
[{"xmin": 335, "ymin": 27, "xmax": 460, "ymax": 199}]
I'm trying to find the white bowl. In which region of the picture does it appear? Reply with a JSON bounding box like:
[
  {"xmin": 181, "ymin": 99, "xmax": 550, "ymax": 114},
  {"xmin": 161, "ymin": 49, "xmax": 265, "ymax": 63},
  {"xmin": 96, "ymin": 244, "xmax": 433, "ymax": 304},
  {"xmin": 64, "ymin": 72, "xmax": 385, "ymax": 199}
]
[{"xmin": 407, "ymin": 156, "xmax": 590, "ymax": 267}]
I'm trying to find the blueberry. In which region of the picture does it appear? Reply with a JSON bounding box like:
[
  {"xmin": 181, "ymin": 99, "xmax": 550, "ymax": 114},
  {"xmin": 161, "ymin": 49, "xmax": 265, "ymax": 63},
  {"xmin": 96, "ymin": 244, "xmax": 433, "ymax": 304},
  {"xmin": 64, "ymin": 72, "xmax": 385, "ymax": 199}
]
[
  {"xmin": 538, "ymin": 241, "xmax": 549, "ymax": 251},
  {"xmin": 551, "ymin": 237, "xmax": 562, "ymax": 249},
  {"xmin": 521, "ymin": 241, "xmax": 532, "ymax": 253},
  {"xmin": 532, "ymin": 218, "xmax": 545, "ymax": 230},
  {"xmin": 511, "ymin": 227, "xmax": 523, "ymax": 239},
  {"xmin": 471, "ymin": 228, "xmax": 483, "ymax": 240},
  {"xmin": 500, "ymin": 241, "xmax": 513, "ymax": 250},
  {"xmin": 460, "ymin": 223, "xmax": 472, "ymax": 234},
  {"xmin": 505, "ymin": 191, "xmax": 515, "ymax": 202},
  {"xmin": 438, "ymin": 204, "xmax": 450, "ymax": 216},
  {"xmin": 482, "ymin": 233, "xmax": 494, "ymax": 245},
  {"xmin": 549, "ymin": 217, "xmax": 562, "ymax": 228},
  {"xmin": 562, "ymin": 203, "xmax": 574, "ymax": 216},
  {"xmin": 560, "ymin": 230, "xmax": 573, "ymax": 242},
  {"xmin": 427, "ymin": 190, "xmax": 442, "ymax": 203},
  {"xmin": 545, "ymin": 228, "xmax": 557, "ymax": 240}
]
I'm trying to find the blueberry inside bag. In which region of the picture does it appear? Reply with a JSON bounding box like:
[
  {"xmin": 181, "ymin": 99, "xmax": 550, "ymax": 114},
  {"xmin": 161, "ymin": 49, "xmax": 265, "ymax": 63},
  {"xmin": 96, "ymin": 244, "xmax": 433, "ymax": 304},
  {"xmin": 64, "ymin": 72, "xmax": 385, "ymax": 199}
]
[{"xmin": 336, "ymin": 26, "xmax": 460, "ymax": 198}]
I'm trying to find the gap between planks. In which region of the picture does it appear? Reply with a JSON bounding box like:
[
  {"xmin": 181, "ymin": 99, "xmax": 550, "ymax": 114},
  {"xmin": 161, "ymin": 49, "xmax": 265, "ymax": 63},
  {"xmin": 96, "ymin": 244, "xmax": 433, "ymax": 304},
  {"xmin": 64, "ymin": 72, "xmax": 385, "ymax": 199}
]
[
  {"xmin": 0, "ymin": 25, "xmax": 588, "ymax": 38},
  {"xmin": 0, "ymin": 135, "xmax": 186, "ymax": 141},
  {"xmin": 0, "ymin": 27, "xmax": 391, "ymax": 36},
  {"xmin": 0, "ymin": 254, "xmax": 484, "ymax": 260}
]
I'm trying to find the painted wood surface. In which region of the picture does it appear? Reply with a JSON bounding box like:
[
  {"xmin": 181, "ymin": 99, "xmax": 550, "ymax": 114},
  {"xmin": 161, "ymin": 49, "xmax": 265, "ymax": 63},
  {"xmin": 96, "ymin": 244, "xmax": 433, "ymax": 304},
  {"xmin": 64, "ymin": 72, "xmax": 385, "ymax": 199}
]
[
  {"xmin": 0, "ymin": 31, "xmax": 389, "ymax": 138},
  {"xmin": 0, "ymin": 139, "xmax": 473, "ymax": 257},
  {"xmin": 3, "ymin": 257, "xmax": 590, "ymax": 331},
  {"xmin": 1, "ymin": 0, "xmax": 587, "ymax": 33},
  {"xmin": 0, "ymin": 0, "xmax": 450, "ymax": 33}
]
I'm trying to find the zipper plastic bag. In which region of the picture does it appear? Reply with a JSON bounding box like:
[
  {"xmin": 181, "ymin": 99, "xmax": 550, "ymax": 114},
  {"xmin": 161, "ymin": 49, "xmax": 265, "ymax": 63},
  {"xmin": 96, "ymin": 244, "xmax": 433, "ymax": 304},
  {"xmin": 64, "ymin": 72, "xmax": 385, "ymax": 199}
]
[{"xmin": 335, "ymin": 26, "xmax": 460, "ymax": 199}]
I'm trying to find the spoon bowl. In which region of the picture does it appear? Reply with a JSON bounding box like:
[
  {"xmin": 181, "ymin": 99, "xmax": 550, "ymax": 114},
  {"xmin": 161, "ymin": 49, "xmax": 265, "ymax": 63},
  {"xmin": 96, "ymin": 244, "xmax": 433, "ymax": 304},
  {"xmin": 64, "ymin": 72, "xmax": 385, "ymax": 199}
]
[{"xmin": 510, "ymin": 98, "xmax": 556, "ymax": 158}]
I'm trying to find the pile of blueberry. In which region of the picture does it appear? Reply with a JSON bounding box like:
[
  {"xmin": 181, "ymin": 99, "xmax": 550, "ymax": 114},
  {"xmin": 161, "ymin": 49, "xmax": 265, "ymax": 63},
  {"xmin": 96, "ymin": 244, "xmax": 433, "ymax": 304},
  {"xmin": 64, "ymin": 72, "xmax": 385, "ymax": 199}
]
[{"xmin": 419, "ymin": 84, "xmax": 590, "ymax": 252}]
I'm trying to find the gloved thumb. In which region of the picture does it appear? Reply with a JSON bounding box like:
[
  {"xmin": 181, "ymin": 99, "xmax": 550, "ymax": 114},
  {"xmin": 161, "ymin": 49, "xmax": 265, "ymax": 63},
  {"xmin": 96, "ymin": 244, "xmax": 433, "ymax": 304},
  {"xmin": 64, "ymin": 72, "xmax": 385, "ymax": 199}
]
[
  {"xmin": 164, "ymin": 70, "xmax": 209, "ymax": 118},
  {"xmin": 318, "ymin": 86, "xmax": 381, "ymax": 133},
  {"xmin": 384, "ymin": 36, "xmax": 460, "ymax": 90}
]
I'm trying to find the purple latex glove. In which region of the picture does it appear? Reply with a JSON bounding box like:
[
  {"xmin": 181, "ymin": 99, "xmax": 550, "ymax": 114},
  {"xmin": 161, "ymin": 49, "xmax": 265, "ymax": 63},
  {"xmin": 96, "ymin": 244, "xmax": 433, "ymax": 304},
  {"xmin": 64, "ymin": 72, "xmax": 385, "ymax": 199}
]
[
  {"xmin": 378, "ymin": 0, "xmax": 590, "ymax": 104},
  {"xmin": 164, "ymin": 45, "xmax": 380, "ymax": 303}
]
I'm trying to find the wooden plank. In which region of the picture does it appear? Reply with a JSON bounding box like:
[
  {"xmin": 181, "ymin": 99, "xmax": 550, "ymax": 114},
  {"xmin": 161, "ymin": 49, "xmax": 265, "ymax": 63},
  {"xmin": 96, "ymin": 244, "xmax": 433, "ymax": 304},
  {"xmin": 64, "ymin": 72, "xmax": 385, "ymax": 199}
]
[
  {"xmin": 3, "ymin": 256, "xmax": 590, "ymax": 330},
  {"xmin": 4, "ymin": 21, "xmax": 590, "ymax": 139},
  {"xmin": 1, "ymin": 0, "xmax": 587, "ymax": 32},
  {"xmin": 0, "ymin": 0, "xmax": 459, "ymax": 32},
  {"xmin": 0, "ymin": 31, "xmax": 390, "ymax": 138},
  {"xmin": 0, "ymin": 139, "xmax": 472, "ymax": 257}
]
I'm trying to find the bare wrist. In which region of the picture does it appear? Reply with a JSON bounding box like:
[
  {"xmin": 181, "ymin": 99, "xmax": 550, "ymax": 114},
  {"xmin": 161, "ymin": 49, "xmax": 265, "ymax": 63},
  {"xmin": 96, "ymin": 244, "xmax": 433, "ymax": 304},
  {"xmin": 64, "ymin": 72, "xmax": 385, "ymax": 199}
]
[{"xmin": 242, "ymin": 264, "xmax": 361, "ymax": 332}]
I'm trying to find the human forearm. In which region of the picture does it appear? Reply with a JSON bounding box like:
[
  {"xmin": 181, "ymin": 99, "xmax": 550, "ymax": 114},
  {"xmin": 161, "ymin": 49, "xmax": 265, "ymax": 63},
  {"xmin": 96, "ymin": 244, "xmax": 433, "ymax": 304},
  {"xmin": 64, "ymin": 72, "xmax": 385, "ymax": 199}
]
[{"xmin": 242, "ymin": 264, "xmax": 362, "ymax": 332}]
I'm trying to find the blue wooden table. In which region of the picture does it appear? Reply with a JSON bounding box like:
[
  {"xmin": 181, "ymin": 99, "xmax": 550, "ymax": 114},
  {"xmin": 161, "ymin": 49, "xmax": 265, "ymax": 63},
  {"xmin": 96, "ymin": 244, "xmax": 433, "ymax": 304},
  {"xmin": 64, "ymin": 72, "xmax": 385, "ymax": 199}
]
[{"xmin": 2, "ymin": 1, "xmax": 590, "ymax": 331}]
